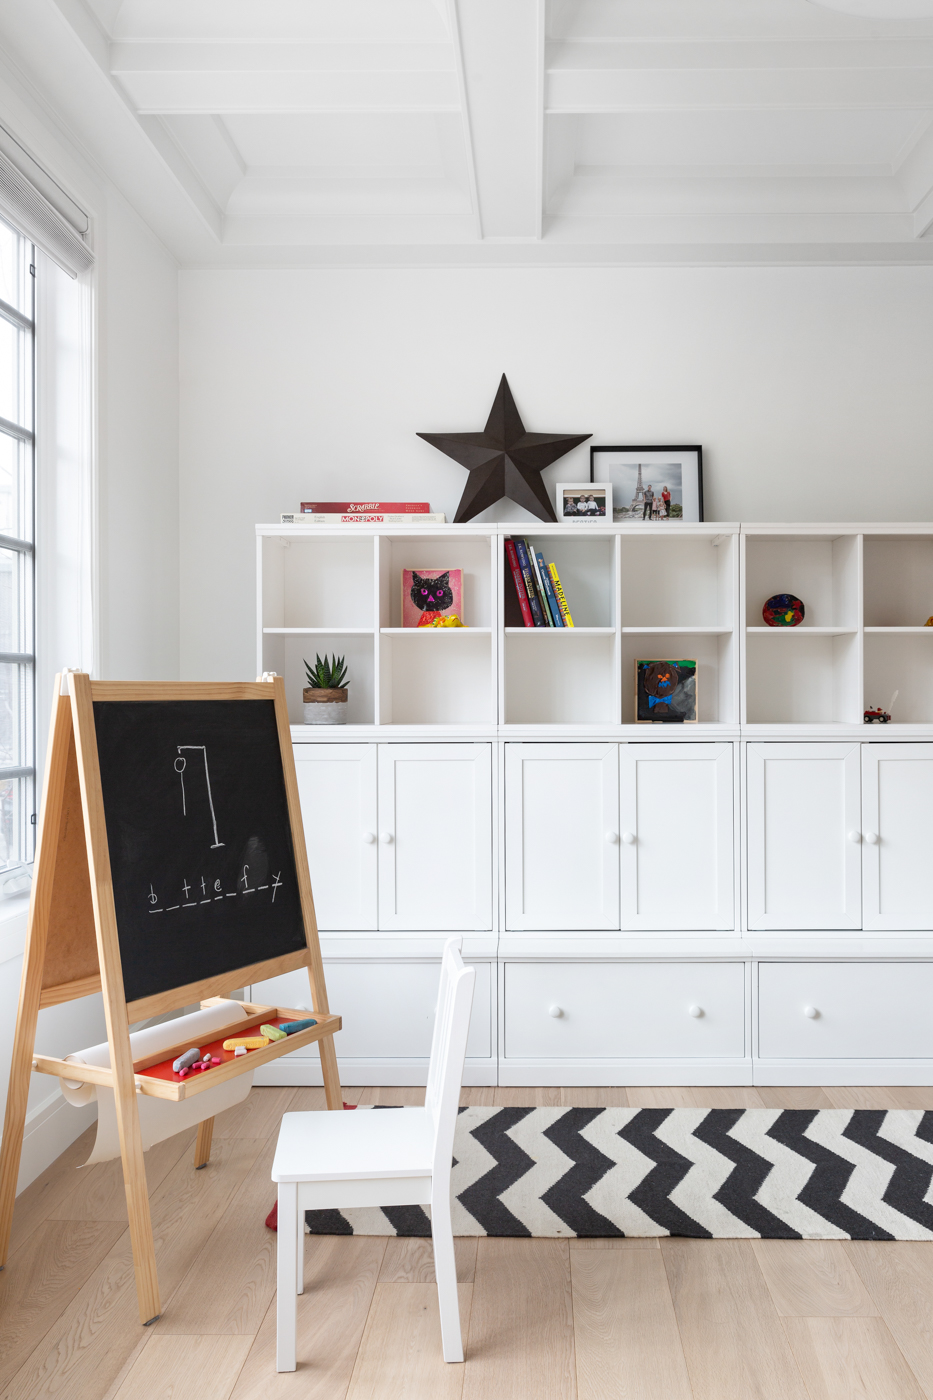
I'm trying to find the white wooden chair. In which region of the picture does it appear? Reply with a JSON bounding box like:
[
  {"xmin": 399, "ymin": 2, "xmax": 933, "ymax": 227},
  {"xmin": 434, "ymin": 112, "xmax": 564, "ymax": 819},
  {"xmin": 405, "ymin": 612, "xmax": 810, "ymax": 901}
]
[{"xmin": 272, "ymin": 936, "xmax": 476, "ymax": 1370}]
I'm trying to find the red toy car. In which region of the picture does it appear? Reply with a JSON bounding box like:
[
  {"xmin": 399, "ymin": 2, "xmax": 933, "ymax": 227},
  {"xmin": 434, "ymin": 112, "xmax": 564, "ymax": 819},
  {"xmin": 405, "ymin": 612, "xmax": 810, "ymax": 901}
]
[{"xmin": 863, "ymin": 707, "xmax": 891, "ymax": 723}]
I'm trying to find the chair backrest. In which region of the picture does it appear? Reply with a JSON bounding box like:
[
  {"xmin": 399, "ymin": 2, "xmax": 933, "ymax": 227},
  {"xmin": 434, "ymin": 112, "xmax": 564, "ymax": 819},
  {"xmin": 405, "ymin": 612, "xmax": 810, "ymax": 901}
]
[{"xmin": 425, "ymin": 937, "xmax": 475, "ymax": 1181}]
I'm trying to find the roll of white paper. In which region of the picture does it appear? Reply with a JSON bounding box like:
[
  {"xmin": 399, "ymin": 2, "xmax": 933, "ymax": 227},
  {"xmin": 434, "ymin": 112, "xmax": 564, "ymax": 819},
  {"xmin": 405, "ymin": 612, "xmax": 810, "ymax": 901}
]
[{"xmin": 60, "ymin": 999, "xmax": 255, "ymax": 1165}]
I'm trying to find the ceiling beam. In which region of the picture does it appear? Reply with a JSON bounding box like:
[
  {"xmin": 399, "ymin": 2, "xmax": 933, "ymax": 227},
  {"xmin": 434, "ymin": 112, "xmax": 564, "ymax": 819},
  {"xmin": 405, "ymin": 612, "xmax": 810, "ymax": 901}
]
[
  {"xmin": 547, "ymin": 39, "xmax": 933, "ymax": 111},
  {"xmin": 110, "ymin": 42, "xmax": 460, "ymax": 113},
  {"xmin": 455, "ymin": 0, "xmax": 544, "ymax": 240}
]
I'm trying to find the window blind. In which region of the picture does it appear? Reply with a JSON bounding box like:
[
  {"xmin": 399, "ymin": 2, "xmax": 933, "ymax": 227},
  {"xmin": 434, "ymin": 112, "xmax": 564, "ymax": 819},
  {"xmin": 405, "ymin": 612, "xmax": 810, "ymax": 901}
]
[{"xmin": 0, "ymin": 128, "xmax": 93, "ymax": 279}]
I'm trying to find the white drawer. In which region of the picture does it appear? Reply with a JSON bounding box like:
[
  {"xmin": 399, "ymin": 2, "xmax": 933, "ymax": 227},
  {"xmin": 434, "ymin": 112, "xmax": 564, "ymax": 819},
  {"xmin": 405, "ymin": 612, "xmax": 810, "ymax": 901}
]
[
  {"xmin": 504, "ymin": 962, "xmax": 746, "ymax": 1059},
  {"xmin": 758, "ymin": 962, "xmax": 933, "ymax": 1059},
  {"xmin": 252, "ymin": 960, "xmax": 492, "ymax": 1060}
]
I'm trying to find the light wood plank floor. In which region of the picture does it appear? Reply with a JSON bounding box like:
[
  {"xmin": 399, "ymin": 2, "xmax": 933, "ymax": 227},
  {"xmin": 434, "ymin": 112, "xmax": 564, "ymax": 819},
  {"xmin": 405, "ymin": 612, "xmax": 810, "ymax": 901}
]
[{"xmin": 3, "ymin": 1084, "xmax": 933, "ymax": 1400}]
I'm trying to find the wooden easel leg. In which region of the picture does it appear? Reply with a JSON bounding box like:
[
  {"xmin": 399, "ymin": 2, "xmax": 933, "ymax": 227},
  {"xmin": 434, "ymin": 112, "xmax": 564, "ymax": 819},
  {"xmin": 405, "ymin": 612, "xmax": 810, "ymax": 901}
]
[
  {"xmin": 0, "ymin": 987, "xmax": 41, "ymax": 1267},
  {"xmin": 318, "ymin": 1034, "xmax": 343, "ymax": 1111},
  {"xmin": 115, "ymin": 1092, "xmax": 161, "ymax": 1324},
  {"xmin": 0, "ymin": 685, "xmax": 73, "ymax": 1268},
  {"xmin": 194, "ymin": 1117, "xmax": 214, "ymax": 1169}
]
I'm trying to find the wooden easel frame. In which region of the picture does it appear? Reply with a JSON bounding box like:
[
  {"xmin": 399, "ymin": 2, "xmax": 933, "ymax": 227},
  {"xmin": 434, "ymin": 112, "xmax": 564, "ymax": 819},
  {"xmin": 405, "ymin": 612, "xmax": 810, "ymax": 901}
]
[{"xmin": 0, "ymin": 673, "xmax": 343, "ymax": 1324}]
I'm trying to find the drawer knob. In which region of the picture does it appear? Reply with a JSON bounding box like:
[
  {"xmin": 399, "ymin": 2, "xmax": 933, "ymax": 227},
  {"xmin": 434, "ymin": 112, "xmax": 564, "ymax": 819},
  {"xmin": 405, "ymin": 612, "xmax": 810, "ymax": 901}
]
[
  {"xmin": 688, "ymin": 1004, "xmax": 703, "ymax": 1018},
  {"xmin": 548, "ymin": 1005, "xmax": 563, "ymax": 1018},
  {"xmin": 380, "ymin": 831, "xmax": 393, "ymax": 844},
  {"xmin": 803, "ymin": 1005, "xmax": 819, "ymax": 1019},
  {"xmin": 621, "ymin": 831, "xmax": 636, "ymax": 845},
  {"xmin": 865, "ymin": 831, "xmax": 879, "ymax": 845},
  {"xmin": 606, "ymin": 831, "xmax": 620, "ymax": 845},
  {"xmin": 847, "ymin": 830, "xmax": 861, "ymax": 844},
  {"xmin": 362, "ymin": 831, "xmax": 376, "ymax": 844}
]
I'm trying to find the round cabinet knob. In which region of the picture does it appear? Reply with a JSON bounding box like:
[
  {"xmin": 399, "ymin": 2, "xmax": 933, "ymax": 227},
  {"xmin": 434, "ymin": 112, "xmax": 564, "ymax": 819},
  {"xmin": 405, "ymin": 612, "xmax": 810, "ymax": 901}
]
[
  {"xmin": 865, "ymin": 831, "xmax": 879, "ymax": 845},
  {"xmin": 548, "ymin": 1005, "xmax": 563, "ymax": 1018},
  {"xmin": 847, "ymin": 830, "xmax": 861, "ymax": 844},
  {"xmin": 621, "ymin": 831, "xmax": 636, "ymax": 845},
  {"xmin": 380, "ymin": 831, "xmax": 393, "ymax": 844},
  {"xmin": 688, "ymin": 1004, "xmax": 703, "ymax": 1018},
  {"xmin": 606, "ymin": 831, "xmax": 619, "ymax": 844},
  {"xmin": 803, "ymin": 1005, "xmax": 819, "ymax": 1019},
  {"xmin": 362, "ymin": 831, "xmax": 376, "ymax": 844}
]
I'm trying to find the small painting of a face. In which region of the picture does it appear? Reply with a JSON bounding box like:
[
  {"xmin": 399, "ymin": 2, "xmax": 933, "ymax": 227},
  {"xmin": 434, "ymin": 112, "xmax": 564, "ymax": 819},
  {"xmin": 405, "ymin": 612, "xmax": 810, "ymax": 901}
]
[
  {"xmin": 636, "ymin": 658, "xmax": 697, "ymax": 723},
  {"xmin": 401, "ymin": 567, "xmax": 463, "ymax": 627},
  {"xmin": 411, "ymin": 570, "xmax": 453, "ymax": 613}
]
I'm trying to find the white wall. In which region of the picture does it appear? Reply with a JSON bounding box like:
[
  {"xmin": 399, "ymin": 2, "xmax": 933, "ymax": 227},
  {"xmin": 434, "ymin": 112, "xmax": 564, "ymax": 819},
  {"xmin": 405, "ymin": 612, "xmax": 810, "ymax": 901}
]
[
  {"xmin": 97, "ymin": 188, "xmax": 179, "ymax": 681},
  {"xmin": 179, "ymin": 265, "xmax": 933, "ymax": 680}
]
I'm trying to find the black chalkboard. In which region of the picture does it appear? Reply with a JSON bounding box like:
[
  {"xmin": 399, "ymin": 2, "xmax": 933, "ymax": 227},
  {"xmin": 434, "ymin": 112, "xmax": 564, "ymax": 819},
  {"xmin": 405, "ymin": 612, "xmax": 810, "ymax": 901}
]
[{"xmin": 93, "ymin": 699, "xmax": 308, "ymax": 1004}]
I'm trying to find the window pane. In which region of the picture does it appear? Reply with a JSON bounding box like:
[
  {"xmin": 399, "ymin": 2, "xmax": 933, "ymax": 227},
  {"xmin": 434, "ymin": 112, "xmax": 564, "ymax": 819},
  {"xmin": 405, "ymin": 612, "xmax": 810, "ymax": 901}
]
[
  {"xmin": 0, "ymin": 547, "xmax": 26, "ymax": 654},
  {"xmin": 0, "ymin": 433, "xmax": 28, "ymax": 537},
  {"xmin": 0, "ymin": 660, "xmax": 26, "ymax": 766},
  {"xmin": 0, "ymin": 220, "xmax": 29, "ymax": 316},
  {"xmin": 0, "ymin": 315, "xmax": 31, "ymax": 430},
  {"xmin": 0, "ymin": 774, "xmax": 27, "ymax": 870}
]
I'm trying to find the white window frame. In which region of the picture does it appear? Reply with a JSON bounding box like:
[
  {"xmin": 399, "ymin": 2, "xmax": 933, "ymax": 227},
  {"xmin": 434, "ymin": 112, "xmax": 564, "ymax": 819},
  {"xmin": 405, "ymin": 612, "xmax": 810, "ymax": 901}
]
[{"xmin": 0, "ymin": 217, "xmax": 35, "ymax": 882}]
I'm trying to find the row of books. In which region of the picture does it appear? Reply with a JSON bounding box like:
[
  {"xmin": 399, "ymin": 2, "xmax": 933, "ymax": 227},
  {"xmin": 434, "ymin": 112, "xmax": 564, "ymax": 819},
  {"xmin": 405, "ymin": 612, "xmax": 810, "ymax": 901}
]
[
  {"xmin": 505, "ymin": 538, "xmax": 574, "ymax": 628},
  {"xmin": 281, "ymin": 501, "xmax": 446, "ymax": 524}
]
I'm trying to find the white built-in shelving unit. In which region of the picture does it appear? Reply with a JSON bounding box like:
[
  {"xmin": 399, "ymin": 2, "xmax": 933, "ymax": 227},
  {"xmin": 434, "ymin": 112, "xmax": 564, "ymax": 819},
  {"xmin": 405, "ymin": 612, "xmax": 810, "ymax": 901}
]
[
  {"xmin": 254, "ymin": 522, "xmax": 933, "ymax": 1089},
  {"xmin": 258, "ymin": 522, "xmax": 933, "ymax": 732}
]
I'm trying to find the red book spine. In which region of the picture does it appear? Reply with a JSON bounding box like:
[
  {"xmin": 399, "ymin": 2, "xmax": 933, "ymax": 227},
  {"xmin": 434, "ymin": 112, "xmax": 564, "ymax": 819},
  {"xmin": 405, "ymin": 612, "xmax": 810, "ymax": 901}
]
[
  {"xmin": 504, "ymin": 539, "xmax": 534, "ymax": 628},
  {"xmin": 299, "ymin": 501, "xmax": 430, "ymax": 514}
]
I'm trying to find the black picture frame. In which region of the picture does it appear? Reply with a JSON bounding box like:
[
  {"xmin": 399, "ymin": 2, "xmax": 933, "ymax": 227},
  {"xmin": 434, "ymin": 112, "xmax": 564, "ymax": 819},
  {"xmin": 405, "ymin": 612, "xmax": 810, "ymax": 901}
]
[{"xmin": 589, "ymin": 446, "xmax": 704, "ymax": 523}]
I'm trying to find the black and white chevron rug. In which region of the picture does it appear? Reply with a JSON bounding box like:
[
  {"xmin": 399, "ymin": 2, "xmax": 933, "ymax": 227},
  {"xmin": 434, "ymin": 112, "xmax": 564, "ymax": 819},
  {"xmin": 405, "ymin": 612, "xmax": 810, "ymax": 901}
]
[{"xmin": 304, "ymin": 1107, "xmax": 933, "ymax": 1240}]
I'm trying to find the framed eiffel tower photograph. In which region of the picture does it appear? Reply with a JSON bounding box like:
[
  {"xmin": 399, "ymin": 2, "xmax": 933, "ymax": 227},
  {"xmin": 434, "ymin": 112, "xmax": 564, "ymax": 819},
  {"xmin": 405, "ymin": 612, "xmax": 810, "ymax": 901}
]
[{"xmin": 590, "ymin": 445, "xmax": 703, "ymax": 523}]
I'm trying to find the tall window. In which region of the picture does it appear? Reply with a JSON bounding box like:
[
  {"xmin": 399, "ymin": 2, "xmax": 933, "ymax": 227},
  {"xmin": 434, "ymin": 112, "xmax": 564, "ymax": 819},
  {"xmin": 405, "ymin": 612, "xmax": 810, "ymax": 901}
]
[{"xmin": 0, "ymin": 217, "xmax": 34, "ymax": 875}]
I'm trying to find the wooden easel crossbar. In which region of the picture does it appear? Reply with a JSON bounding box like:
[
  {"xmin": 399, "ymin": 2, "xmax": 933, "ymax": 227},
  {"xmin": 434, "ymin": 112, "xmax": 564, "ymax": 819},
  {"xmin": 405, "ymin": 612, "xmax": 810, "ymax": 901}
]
[{"xmin": 0, "ymin": 673, "xmax": 343, "ymax": 1324}]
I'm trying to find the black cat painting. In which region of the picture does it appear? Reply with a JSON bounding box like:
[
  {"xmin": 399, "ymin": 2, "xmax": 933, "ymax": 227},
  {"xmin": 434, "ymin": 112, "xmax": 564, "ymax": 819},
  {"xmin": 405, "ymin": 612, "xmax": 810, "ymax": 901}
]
[{"xmin": 402, "ymin": 568, "xmax": 463, "ymax": 626}]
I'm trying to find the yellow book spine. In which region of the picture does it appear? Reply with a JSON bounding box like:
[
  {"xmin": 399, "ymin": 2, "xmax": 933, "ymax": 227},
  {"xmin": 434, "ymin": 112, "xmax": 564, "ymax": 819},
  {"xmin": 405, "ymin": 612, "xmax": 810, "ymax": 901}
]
[{"xmin": 548, "ymin": 564, "xmax": 574, "ymax": 626}]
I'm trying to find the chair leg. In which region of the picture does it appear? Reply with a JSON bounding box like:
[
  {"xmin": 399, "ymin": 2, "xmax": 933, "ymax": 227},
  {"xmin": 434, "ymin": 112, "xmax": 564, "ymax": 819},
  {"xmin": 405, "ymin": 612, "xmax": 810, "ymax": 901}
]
[
  {"xmin": 276, "ymin": 1183, "xmax": 298, "ymax": 1372},
  {"xmin": 430, "ymin": 1187, "xmax": 463, "ymax": 1363},
  {"xmin": 297, "ymin": 1206, "xmax": 305, "ymax": 1295}
]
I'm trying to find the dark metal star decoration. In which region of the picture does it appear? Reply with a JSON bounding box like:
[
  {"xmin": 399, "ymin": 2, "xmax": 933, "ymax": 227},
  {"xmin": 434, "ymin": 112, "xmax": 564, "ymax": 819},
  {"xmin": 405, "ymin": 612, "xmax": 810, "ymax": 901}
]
[{"xmin": 417, "ymin": 375, "xmax": 592, "ymax": 523}]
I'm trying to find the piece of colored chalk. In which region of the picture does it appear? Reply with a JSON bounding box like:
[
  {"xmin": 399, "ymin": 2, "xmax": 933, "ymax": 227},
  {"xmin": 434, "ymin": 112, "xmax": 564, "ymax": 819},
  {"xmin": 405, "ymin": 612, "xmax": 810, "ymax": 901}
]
[
  {"xmin": 260, "ymin": 1024, "xmax": 288, "ymax": 1041},
  {"xmin": 178, "ymin": 1067, "xmax": 190, "ymax": 1078},
  {"xmin": 173, "ymin": 1048, "xmax": 200, "ymax": 1073},
  {"xmin": 234, "ymin": 1045, "xmax": 247, "ymax": 1057},
  {"xmin": 279, "ymin": 1019, "xmax": 317, "ymax": 1035},
  {"xmin": 202, "ymin": 1054, "xmax": 211, "ymax": 1063},
  {"xmin": 210, "ymin": 1056, "xmax": 221, "ymax": 1065},
  {"xmin": 223, "ymin": 1036, "xmax": 270, "ymax": 1050}
]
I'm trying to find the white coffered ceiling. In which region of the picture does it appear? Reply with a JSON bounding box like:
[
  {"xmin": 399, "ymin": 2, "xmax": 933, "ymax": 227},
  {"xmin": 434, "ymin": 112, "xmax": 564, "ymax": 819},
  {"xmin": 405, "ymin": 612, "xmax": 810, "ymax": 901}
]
[{"xmin": 3, "ymin": 0, "xmax": 933, "ymax": 264}]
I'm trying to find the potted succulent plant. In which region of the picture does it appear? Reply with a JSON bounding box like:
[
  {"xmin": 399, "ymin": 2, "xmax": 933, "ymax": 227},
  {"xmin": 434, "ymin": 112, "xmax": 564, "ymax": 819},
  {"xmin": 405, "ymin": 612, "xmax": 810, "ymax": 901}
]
[{"xmin": 303, "ymin": 653, "xmax": 349, "ymax": 724}]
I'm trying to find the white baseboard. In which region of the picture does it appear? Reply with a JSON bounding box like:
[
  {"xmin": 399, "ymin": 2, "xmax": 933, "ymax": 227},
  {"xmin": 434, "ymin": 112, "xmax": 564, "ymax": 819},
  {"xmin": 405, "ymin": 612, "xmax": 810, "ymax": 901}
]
[
  {"xmin": 14, "ymin": 1090, "xmax": 96, "ymax": 1194},
  {"xmin": 252, "ymin": 1058, "xmax": 497, "ymax": 1088},
  {"xmin": 754, "ymin": 1060, "xmax": 933, "ymax": 1086},
  {"xmin": 498, "ymin": 1060, "xmax": 754, "ymax": 1086}
]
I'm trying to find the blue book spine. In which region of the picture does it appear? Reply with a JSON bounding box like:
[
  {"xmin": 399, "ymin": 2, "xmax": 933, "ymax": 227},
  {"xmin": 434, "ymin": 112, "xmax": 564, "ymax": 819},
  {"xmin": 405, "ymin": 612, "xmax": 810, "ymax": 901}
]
[
  {"xmin": 535, "ymin": 551, "xmax": 564, "ymax": 626},
  {"xmin": 513, "ymin": 538, "xmax": 546, "ymax": 626}
]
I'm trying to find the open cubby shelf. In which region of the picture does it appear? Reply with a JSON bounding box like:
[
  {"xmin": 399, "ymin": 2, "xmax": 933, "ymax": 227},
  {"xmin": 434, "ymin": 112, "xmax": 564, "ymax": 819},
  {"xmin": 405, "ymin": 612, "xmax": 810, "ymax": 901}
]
[{"xmin": 257, "ymin": 524, "xmax": 933, "ymax": 729}]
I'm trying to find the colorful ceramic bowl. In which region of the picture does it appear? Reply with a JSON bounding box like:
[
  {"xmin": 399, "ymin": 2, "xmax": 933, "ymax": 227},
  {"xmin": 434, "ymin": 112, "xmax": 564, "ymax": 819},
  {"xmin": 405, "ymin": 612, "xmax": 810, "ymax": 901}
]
[{"xmin": 763, "ymin": 593, "xmax": 805, "ymax": 627}]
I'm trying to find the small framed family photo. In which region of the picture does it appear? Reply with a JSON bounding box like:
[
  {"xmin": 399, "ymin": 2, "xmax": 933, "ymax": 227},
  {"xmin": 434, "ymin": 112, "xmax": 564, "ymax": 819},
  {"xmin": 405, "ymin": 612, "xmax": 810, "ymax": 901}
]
[
  {"xmin": 557, "ymin": 483, "xmax": 611, "ymax": 520},
  {"xmin": 590, "ymin": 446, "xmax": 703, "ymax": 523}
]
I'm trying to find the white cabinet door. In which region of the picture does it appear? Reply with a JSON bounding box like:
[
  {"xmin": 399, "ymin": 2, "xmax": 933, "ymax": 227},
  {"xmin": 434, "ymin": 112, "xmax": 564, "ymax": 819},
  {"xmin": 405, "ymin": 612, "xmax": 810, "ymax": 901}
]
[
  {"xmin": 377, "ymin": 744, "xmax": 492, "ymax": 930},
  {"xmin": 505, "ymin": 743, "xmax": 620, "ymax": 931},
  {"xmin": 747, "ymin": 743, "xmax": 861, "ymax": 930},
  {"xmin": 620, "ymin": 742, "xmax": 734, "ymax": 931},
  {"xmin": 293, "ymin": 743, "xmax": 377, "ymax": 930},
  {"xmin": 862, "ymin": 743, "xmax": 933, "ymax": 931}
]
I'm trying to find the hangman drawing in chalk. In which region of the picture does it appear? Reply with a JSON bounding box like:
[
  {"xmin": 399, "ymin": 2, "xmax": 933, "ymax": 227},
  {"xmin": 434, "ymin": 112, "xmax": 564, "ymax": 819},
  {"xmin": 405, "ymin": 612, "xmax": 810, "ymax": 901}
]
[{"xmin": 175, "ymin": 746, "xmax": 225, "ymax": 848}]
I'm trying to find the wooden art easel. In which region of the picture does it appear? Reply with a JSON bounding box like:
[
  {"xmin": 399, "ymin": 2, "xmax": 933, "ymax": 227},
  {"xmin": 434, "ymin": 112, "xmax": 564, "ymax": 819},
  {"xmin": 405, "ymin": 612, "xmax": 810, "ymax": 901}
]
[{"xmin": 0, "ymin": 673, "xmax": 343, "ymax": 1324}]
